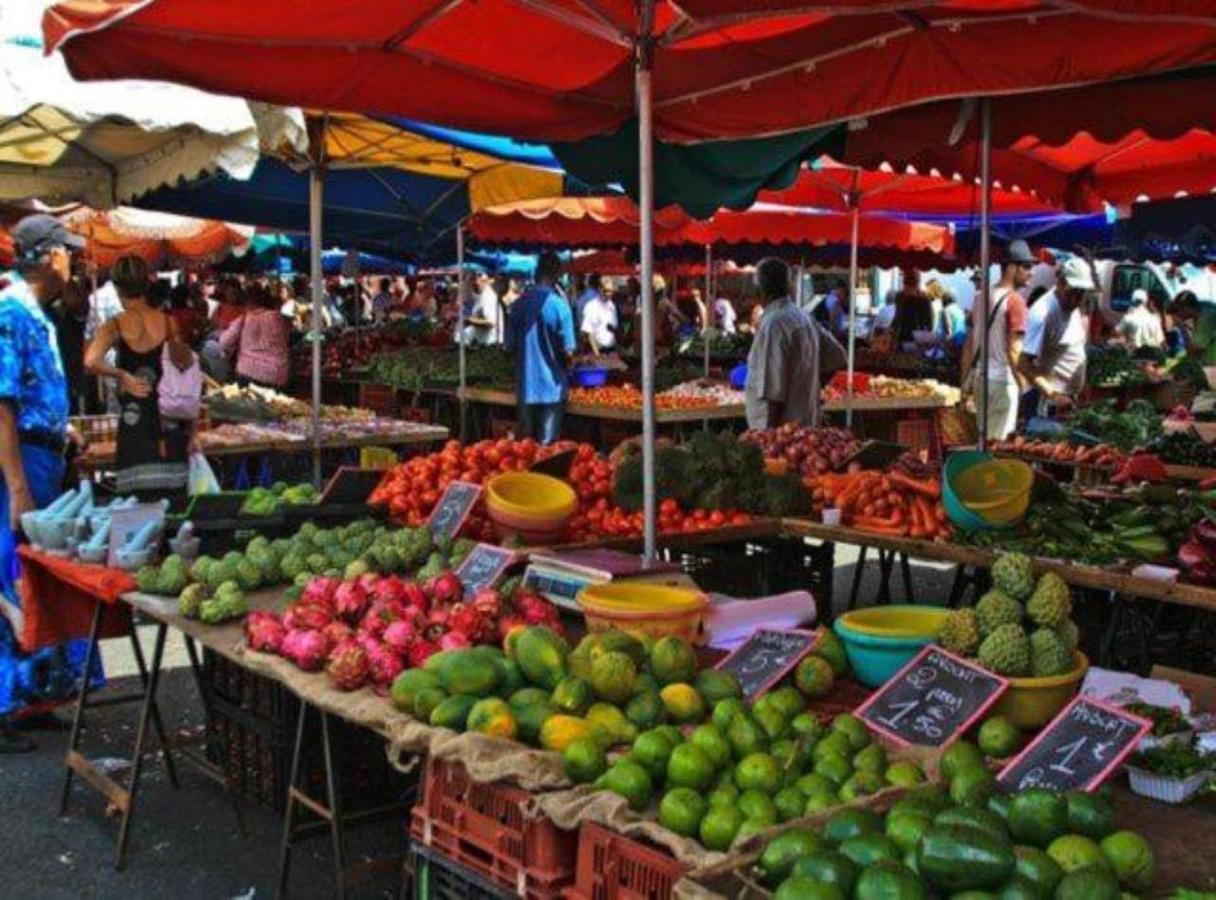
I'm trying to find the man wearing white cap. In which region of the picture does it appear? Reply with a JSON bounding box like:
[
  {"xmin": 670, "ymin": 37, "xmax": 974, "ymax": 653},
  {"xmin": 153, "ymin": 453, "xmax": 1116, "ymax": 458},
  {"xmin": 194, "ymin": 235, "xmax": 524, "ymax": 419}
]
[
  {"xmin": 1117, "ymin": 289, "xmax": 1165, "ymax": 350},
  {"xmin": 1020, "ymin": 257, "xmax": 1095, "ymax": 413}
]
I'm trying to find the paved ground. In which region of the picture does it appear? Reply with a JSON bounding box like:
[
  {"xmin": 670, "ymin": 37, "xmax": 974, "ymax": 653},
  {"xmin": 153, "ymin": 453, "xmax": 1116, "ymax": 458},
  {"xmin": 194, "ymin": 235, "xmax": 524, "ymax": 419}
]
[{"xmin": 0, "ymin": 546, "xmax": 958, "ymax": 899}]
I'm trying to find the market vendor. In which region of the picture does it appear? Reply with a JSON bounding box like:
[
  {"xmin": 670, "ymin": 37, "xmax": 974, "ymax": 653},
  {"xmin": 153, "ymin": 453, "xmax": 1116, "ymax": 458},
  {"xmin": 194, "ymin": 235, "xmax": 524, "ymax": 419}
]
[
  {"xmin": 1170, "ymin": 290, "xmax": 1216, "ymax": 363},
  {"xmin": 1117, "ymin": 289, "xmax": 1166, "ymax": 350},
  {"xmin": 580, "ymin": 278, "xmax": 619, "ymax": 355},
  {"xmin": 744, "ymin": 258, "xmax": 821, "ymax": 430},
  {"xmin": 505, "ymin": 252, "xmax": 576, "ymax": 444},
  {"xmin": 0, "ymin": 215, "xmax": 97, "ymax": 752},
  {"xmin": 1019, "ymin": 257, "xmax": 1094, "ymax": 414}
]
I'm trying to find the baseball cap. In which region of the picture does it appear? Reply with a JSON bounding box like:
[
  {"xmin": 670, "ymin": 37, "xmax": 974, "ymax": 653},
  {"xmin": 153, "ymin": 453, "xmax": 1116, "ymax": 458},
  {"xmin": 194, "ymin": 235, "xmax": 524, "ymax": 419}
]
[
  {"xmin": 10, "ymin": 214, "xmax": 85, "ymax": 263},
  {"xmin": 1059, "ymin": 257, "xmax": 1096, "ymax": 291},
  {"xmin": 1130, "ymin": 288, "xmax": 1148, "ymax": 306}
]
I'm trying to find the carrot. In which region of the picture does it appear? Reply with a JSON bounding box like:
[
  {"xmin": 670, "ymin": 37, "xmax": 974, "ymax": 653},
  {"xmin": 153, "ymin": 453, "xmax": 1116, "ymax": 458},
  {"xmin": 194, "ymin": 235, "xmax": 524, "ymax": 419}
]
[
  {"xmin": 852, "ymin": 518, "xmax": 910, "ymax": 536},
  {"xmin": 914, "ymin": 495, "xmax": 938, "ymax": 538},
  {"xmin": 889, "ymin": 471, "xmax": 941, "ymax": 499}
]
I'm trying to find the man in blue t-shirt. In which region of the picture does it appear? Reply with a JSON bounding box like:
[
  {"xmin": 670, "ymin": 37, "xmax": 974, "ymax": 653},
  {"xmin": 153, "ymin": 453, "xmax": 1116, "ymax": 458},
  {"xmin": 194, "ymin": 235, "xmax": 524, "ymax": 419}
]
[{"xmin": 505, "ymin": 252, "xmax": 576, "ymax": 445}]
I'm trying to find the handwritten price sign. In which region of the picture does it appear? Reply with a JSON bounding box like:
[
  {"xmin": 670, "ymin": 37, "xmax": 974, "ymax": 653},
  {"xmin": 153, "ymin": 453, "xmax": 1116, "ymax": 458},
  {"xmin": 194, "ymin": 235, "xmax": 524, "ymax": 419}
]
[{"xmin": 715, "ymin": 629, "xmax": 820, "ymax": 699}]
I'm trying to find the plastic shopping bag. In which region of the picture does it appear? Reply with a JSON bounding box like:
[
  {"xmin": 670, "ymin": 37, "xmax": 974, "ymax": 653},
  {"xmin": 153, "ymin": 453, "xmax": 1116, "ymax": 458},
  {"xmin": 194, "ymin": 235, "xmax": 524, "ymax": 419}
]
[{"xmin": 187, "ymin": 453, "xmax": 220, "ymax": 496}]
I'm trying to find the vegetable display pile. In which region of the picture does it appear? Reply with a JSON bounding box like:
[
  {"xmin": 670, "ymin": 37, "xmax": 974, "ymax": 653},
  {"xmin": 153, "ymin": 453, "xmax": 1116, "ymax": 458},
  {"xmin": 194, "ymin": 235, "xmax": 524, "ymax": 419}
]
[
  {"xmin": 1086, "ymin": 345, "xmax": 1151, "ymax": 388},
  {"xmin": 246, "ymin": 569, "xmax": 560, "ymax": 690},
  {"xmin": 1147, "ymin": 431, "xmax": 1216, "ymax": 468},
  {"xmin": 937, "ymin": 552, "xmax": 1080, "ymax": 678},
  {"xmin": 990, "ymin": 437, "xmax": 1125, "ymax": 468},
  {"xmin": 822, "ymin": 374, "xmax": 959, "ymax": 404},
  {"xmin": 753, "ymin": 757, "xmax": 1155, "ymax": 900},
  {"xmin": 1066, "ymin": 400, "xmax": 1161, "ymax": 451},
  {"xmin": 1122, "ymin": 703, "xmax": 1189, "ymax": 739},
  {"xmin": 1128, "ymin": 744, "xmax": 1213, "ymax": 780},
  {"xmin": 240, "ymin": 481, "xmax": 317, "ymax": 516},
  {"xmin": 743, "ymin": 425, "xmax": 863, "ymax": 479},
  {"xmin": 367, "ymin": 346, "xmax": 515, "ymax": 392},
  {"xmin": 568, "ymin": 382, "xmax": 740, "ymax": 410},
  {"xmin": 805, "ymin": 470, "xmax": 950, "ymax": 540},
  {"xmin": 673, "ymin": 329, "xmax": 753, "ymax": 362}
]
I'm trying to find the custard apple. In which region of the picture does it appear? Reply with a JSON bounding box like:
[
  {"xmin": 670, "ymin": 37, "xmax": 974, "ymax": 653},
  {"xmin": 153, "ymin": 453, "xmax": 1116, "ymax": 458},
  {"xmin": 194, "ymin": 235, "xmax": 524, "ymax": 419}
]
[
  {"xmin": 978, "ymin": 623, "xmax": 1031, "ymax": 676},
  {"xmin": 1029, "ymin": 628, "xmax": 1074, "ymax": 677},
  {"xmin": 1026, "ymin": 572, "xmax": 1071, "ymax": 628},
  {"xmin": 938, "ymin": 609, "xmax": 981, "ymax": 656},
  {"xmin": 992, "ymin": 552, "xmax": 1036, "ymax": 602},
  {"xmin": 975, "ymin": 590, "xmax": 1024, "ymax": 637},
  {"xmin": 1055, "ymin": 619, "xmax": 1080, "ymax": 650}
]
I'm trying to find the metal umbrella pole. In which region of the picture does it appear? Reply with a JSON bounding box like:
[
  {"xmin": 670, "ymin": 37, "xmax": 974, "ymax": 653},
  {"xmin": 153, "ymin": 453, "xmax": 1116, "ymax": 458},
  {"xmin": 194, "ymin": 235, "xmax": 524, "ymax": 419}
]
[
  {"xmin": 308, "ymin": 164, "xmax": 325, "ymax": 488},
  {"xmin": 636, "ymin": 0, "xmax": 657, "ymax": 562},
  {"xmin": 977, "ymin": 99, "xmax": 993, "ymax": 448},
  {"xmin": 703, "ymin": 243, "xmax": 712, "ymax": 379},
  {"xmin": 845, "ymin": 170, "xmax": 861, "ymax": 430},
  {"xmin": 456, "ymin": 222, "xmax": 468, "ymax": 441}
]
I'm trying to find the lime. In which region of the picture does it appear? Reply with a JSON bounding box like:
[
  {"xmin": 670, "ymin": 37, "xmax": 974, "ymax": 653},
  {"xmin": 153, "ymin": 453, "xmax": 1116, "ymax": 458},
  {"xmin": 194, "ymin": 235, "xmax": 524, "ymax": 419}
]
[
  {"xmin": 1047, "ymin": 834, "xmax": 1111, "ymax": 874},
  {"xmin": 707, "ymin": 784, "xmax": 739, "ymax": 808},
  {"xmin": 852, "ymin": 742, "xmax": 887, "ymax": 774},
  {"xmin": 795, "ymin": 772, "xmax": 835, "ymax": 796},
  {"xmin": 774, "ymin": 786, "xmax": 807, "ymax": 822},
  {"xmin": 1099, "ymin": 830, "xmax": 1155, "ymax": 891},
  {"xmin": 595, "ymin": 759, "xmax": 653, "ymax": 811},
  {"xmin": 813, "ymin": 731, "xmax": 853, "ymax": 761},
  {"xmin": 658, "ymin": 787, "xmax": 707, "ymax": 838},
  {"xmin": 886, "ymin": 809, "xmax": 933, "ymax": 854},
  {"xmin": 803, "ymin": 788, "xmax": 840, "ymax": 815},
  {"xmin": 885, "ymin": 760, "xmax": 926, "ymax": 787},
  {"xmin": 667, "ymin": 743, "xmax": 716, "ymax": 791},
  {"xmin": 773, "ymin": 877, "xmax": 844, "ymax": 900},
  {"xmin": 562, "ymin": 737, "xmax": 607, "ymax": 784},
  {"xmin": 649, "ymin": 635, "xmax": 697, "ymax": 685},
  {"xmin": 941, "ymin": 740, "xmax": 985, "ymax": 780},
  {"xmin": 795, "ymin": 655, "xmax": 835, "ymax": 699},
  {"xmin": 712, "ymin": 697, "xmax": 746, "ymax": 731},
  {"xmin": 949, "ymin": 764, "xmax": 996, "ymax": 808},
  {"xmin": 830, "ymin": 714, "xmax": 870, "ymax": 751},
  {"xmin": 653, "ymin": 724, "xmax": 684, "ymax": 748},
  {"xmin": 695, "ymin": 669, "xmax": 743, "ymax": 705},
  {"xmin": 813, "ymin": 627, "xmax": 849, "ymax": 676},
  {"xmin": 735, "ymin": 817, "xmax": 773, "ymax": 846},
  {"xmin": 1014, "ymin": 845, "xmax": 1064, "ymax": 898},
  {"xmin": 791, "ymin": 711, "xmax": 824, "ymax": 738},
  {"xmin": 727, "ymin": 713, "xmax": 768, "ymax": 759},
  {"xmin": 813, "ymin": 750, "xmax": 852, "ymax": 785},
  {"xmin": 769, "ymin": 686, "xmax": 806, "ymax": 720},
  {"xmin": 629, "ymin": 729, "xmax": 676, "ymax": 779},
  {"xmin": 758, "ymin": 827, "xmax": 823, "ymax": 886},
  {"xmin": 822, "ymin": 807, "xmax": 882, "ymax": 844},
  {"xmin": 699, "ymin": 805, "xmax": 746, "ymax": 851},
  {"xmin": 839, "ymin": 833, "xmax": 900, "ymax": 867},
  {"xmin": 735, "ymin": 752, "xmax": 783, "ymax": 793},
  {"xmin": 689, "ymin": 723, "xmax": 732, "ymax": 770},
  {"xmin": 853, "ymin": 861, "xmax": 924, "ymax": 900},
  {"xmin": 753, "ymin": 695, "xmax": 792, "ymax": 741},
  {"xmin": 978, "ymin": 715, "xmax": 1025, "ymax": 759},
  {"xmin": 839, "ymin": 770, "xmax": 885, "ymax": 802},
  {"xmin": 738, "ymin": 788, "xmax": 778, "ymax": 825}
]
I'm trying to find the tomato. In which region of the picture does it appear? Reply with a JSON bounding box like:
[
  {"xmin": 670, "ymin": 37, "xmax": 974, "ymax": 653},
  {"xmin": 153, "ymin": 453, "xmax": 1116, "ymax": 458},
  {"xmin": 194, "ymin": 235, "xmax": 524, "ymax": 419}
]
[{"xmin": 709, "ymin": 510, "xmax": 726, "ymax": 527}]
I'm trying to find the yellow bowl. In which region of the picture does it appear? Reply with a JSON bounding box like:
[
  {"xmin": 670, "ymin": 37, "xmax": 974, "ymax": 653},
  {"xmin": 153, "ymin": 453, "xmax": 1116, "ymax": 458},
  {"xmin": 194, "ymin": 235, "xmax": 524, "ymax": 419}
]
[
  {"xmin": 991, "ymin": 651, "xmax": 1089, "ymax": 729},
  {"xmin": 578, "ymin": 582, "xmax": 709, "ymax": 644},
  {"xmin": 954, "ymin": 459, "xmax": 1033, "ymax": 526},
  {"xmin": 485, "ymin": 471, "xmax": 577, "ymax": 520},
  {"xmin": 835, "ymin": 606, "xmax": 950, "ymax": 639}
]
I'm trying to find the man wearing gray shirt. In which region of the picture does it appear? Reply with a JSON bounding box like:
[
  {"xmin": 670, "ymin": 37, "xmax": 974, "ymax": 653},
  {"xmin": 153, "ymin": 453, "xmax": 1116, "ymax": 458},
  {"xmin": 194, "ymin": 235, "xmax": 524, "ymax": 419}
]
[{"xmin": 745, "ymin": 258, "xmax": 821, "ymax": 430}]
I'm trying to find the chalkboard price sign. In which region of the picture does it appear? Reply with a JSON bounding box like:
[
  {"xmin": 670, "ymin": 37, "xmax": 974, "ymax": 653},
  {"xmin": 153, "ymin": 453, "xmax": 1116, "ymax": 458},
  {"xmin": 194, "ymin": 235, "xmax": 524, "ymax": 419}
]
[
  {"xmin": 428, "ymin": 481, "xmax": 482, "ymax": 540},
  {"xmin": 715, "ymin": 629, "xmax": 820, "ymax": 699},
  {"xmin": 456, "ymin": 543, "xmax": 516, "ymax": 598},
  {"xmin": 998, "ymin": 696, "xmax": 1152, "ymax": 793},
  {"xmin": 855, "ymin": 645, "xmax": 1009, "ymax": 748}
]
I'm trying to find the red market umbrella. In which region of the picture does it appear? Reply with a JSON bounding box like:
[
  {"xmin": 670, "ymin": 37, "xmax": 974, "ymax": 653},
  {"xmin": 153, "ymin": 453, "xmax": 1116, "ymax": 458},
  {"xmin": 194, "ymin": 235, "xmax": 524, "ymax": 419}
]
[
  {"xmin": 842, "ymin": 69, "xmax": 1216, "ymax": 212},
  {"xmin": 43, "ymin": 2, "xmax": 1216, "ymax": 144}
]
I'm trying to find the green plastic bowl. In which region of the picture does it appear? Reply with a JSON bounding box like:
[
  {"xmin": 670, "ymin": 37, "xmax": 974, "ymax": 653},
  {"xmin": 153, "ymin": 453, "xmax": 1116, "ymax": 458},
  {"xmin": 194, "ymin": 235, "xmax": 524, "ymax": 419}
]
[
  {"xmin": 833, "ymin": 606, "xmax": 949, "ymax": 688},
  {"xmin": 943, "ymin": 450, "xmax": 994, "ymax": 531}
]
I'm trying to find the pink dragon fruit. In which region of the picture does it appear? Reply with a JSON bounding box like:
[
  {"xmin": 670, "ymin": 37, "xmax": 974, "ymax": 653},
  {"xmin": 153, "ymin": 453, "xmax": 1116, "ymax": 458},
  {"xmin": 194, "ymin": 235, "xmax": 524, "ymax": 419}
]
[
  {"xmin": 245, "ymin": 611, "xmax": 286, "ymax": 654},
  {"xmin": 281, "ymin": 629, "xmax": 331, "ymax": 672},
  {"xmin": 471, "ymin": 588, "xmax": 503, "ymax": 620},
  {"xmin": 326, "ymin": 639, "xmax": 370, "ymax": 691},
  {"xmin": 333, "ymin": 580, "xmax": 370, "ymax": 622},
  {"xmin": 448, "ymin": 603, "xmax": 496, "ymax": 645},
  {"xmin": 400, "ymin": 581, "xmax": 430, "ymax": 612},
  {"xmin": 300, "ymin": 577, "xmax": 340, "ymax": 609},
  {"xmin": 438, "ymin": 630, "xmax": 472, "ymax": 651},
  {"xmin": 408, "ymin": 638, "xmax": 439, "ymax": 668},
  {"xmin": 283, "ymin": 602, "xmax": 333, "ymax": 632},
  {"xmin": 429, "ymin": 571, "xmax": 463, "ymax": 605},
  {"xmin": 372, "ymin": 575, "xmax": 408, "ymax": 606},
  {"xmin": 359, "ymin": 598, "xmax": 412, "ymax": 639},
  {"xmin": 515, "ymin": 590, "xmax": 556, "ymax": 626},
  {"xmin": 322, "ymin": 620, "xmax": 354, "ymax": 647},
  {"xmin": 383, "ymin": 619, "xmax": 418, "ymax": 654},
  {"xmin": 365, "ymin": 641, "xmax": 404, "ymax": 687}
]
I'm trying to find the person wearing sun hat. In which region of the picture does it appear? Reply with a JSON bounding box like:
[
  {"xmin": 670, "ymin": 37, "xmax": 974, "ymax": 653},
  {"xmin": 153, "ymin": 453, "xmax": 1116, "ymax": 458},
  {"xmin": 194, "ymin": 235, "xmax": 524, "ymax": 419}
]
[
  {"xmin": 0, "ymin": 214, "xmax": 99, "ymax": 752},
  {"xmin": 1020, "ymin": 255, "xmax": 1096, "ymax": 415}
]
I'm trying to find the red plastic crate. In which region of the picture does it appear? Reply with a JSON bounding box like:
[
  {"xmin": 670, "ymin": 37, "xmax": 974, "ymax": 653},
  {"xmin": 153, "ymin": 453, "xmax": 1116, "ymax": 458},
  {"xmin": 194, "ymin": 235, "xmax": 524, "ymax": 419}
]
[
  {"xmin": 358, "ymin": 383, "xmax": 399, "ymax": 416},
  {"xmin": 410, "ymin": 757, "xmax": 577, "ymax": 899},
  {"xmin": 568, "ymin": 823, "xmax": 688, "ymax": 900}
]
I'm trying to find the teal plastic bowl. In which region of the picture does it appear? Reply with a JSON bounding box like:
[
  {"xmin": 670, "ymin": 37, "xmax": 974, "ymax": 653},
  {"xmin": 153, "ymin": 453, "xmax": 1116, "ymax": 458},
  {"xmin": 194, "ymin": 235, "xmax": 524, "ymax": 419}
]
[
  {"xmin": 833, "ymin": 606, "xmax": 948, "ymax": 688},
  {"xmin": 943, "ymin": 449, "xmax": 993, "ymax": 531}
]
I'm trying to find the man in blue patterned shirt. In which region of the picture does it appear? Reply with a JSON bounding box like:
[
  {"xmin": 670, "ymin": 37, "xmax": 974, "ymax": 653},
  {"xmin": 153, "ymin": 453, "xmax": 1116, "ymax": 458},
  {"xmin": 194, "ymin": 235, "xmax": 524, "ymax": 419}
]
[{"xmin": 0, "ymin": 215, "xmax": 92, "ymax": 752}]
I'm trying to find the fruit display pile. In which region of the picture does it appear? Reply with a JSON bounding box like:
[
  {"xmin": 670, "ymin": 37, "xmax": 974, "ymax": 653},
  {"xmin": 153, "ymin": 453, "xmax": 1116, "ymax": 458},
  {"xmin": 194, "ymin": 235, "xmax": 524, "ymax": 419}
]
[
  {"xmin": 805, "ymin": 470, "xmax": 951, "ymax": 540},
  {"xmin": 369, "ymin": 438, "xmax": 761, "ymax": 543},
  {"xmin": 207, "ymin": 383, "xmax": 373, "ymax": 422},
  {"xmin": 936, "ymin": 553, "xmax": 1080, "ymax": 678},
  {"xmin": 822, "ymin": 373, "xmax": 960, "ymax": 405},
  {"xmin": 246, "ymin": 570, "xmax": 560, "ymax": 691},
  {"xmin": 367, "ymin": 346, "xmax": 515, "ymax": 392},
  {"xmin": 568, "ymin": 382, "xmax": 741, "ymax": 410},
  {"xmin": 752, "ymin": 753, "xmax": 1155, "ymax": 900},
  {"xmin": 743, "ymin": 425, "xmax": 863, "ymax": 479}
]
